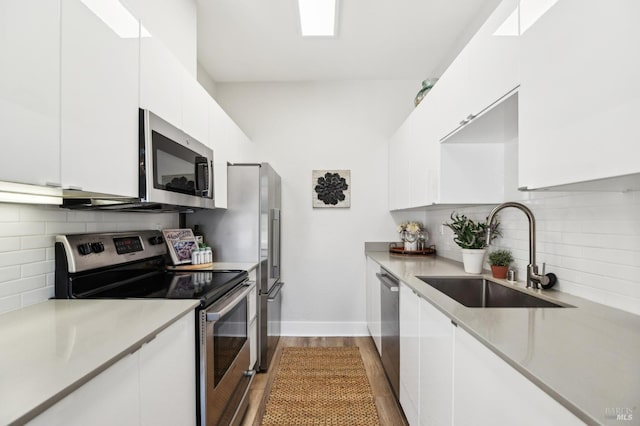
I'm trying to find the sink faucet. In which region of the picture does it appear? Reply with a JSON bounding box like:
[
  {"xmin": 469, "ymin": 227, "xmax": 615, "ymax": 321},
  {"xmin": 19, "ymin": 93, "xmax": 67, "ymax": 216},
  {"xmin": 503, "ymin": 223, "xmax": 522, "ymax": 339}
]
[{"xmin": 486, "ymin": 202, "xmax": 555, "ymax": 290}]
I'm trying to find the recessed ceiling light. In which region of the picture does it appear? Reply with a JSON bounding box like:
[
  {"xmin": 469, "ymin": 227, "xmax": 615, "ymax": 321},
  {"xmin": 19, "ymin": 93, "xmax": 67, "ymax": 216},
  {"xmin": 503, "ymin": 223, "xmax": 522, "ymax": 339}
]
[{"xmin": 298, "ymin": 0, "xmax": 337, "ymax": 37}]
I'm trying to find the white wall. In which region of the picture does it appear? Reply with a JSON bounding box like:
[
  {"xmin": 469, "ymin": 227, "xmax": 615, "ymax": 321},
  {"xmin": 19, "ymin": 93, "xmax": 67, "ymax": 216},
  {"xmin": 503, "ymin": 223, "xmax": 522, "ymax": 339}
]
[
  {"xmin": 419, "ymin": 191, "xmax": 640, "ymax": 315},
  {"xmin": 0, "ymin": 204, "xmax": 177, "ymax": 315},
  {"xmin": 214, "ymin": 80, "xmax": 418, "ymax": 335}
]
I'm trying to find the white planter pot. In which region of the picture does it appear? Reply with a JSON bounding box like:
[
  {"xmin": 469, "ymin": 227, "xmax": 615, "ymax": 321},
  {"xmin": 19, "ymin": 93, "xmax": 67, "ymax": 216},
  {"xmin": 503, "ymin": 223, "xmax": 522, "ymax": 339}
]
[{"xmin": 461, "ymin": 249, "xmax": 487, "ymax": 274}]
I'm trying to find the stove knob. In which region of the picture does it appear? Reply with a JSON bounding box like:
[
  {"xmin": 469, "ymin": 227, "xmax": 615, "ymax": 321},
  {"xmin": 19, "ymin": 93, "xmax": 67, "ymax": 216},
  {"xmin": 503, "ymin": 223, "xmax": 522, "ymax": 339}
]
[
  {"xmin": 91, "ymin": 242, "xmax": 105, "ymax": 253},
  {"xmin": 149, "ymin": 236, "xmax": 164, "ymax": 245},
  {"xmin": 77, "ymin": 243, "xmax": 92, "ymax": 256}
]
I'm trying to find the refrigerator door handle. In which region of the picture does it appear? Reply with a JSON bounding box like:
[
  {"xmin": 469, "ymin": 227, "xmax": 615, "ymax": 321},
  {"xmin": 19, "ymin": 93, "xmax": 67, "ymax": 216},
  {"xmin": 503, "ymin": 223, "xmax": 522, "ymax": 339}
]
[
  {"xmin": 271, "ymin": 209, "xmax": 281, "ymax": 278},
  {"xmin": 268, "ymin": 281, "xmax": 283, "ymax": 301}
]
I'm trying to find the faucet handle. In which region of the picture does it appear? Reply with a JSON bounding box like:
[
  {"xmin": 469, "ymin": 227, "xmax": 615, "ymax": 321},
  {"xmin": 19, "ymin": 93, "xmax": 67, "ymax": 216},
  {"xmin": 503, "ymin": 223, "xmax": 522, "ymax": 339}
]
[{"xmin": 541, "ymin": 262, "xmax": 546, "ymax": 275}]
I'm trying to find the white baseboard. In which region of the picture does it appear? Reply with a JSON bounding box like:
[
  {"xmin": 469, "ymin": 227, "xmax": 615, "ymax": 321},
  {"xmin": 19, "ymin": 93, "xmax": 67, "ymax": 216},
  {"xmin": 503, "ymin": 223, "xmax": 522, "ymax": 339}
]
[{"xmin": 281, "ymin": 321, "xmax": 369, "ymax": 337}]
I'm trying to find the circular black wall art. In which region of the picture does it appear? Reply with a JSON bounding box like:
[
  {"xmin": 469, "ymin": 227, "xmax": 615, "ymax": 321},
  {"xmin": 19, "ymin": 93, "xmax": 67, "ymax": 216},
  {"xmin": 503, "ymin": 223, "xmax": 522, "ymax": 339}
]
[{"xmin": 312, "ymin": 170, "xmax": 351, "ymax": 208}]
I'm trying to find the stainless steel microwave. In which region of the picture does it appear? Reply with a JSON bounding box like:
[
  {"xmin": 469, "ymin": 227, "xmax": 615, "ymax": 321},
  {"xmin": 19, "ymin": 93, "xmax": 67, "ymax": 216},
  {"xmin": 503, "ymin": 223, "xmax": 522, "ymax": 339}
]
[{"xmin": 139, "ymin": 108, "xmax": 215, "ymax": 210}]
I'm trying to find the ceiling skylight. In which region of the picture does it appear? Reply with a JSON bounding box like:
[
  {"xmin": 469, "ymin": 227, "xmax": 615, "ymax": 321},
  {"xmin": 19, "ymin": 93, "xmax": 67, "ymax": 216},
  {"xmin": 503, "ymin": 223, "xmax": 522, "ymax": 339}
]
[
  {"xmin": 80, "ymin": 0, "xmax": 150, "ymax": 38},
  {"xmin": 298, "ymin": 0, "xmax": 337, "ymax": 37}
]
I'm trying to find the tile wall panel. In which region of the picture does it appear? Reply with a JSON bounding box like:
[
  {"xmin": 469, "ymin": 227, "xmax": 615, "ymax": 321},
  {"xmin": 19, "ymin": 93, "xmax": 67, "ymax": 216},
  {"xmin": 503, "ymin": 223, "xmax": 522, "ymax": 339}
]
[
  {"xmin": 0, "ymin": 204, "xmax": 177, "ymax": 315},
  {"xmin": 413, "ymin": 192, "xmax": 640, "ymax": 315}
]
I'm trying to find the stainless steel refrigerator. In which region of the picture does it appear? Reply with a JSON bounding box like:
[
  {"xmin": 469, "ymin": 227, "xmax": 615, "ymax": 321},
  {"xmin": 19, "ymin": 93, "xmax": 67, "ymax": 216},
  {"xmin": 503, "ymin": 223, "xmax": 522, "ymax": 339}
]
[{"xmin": 188, "ymin": 163, "xmax": 282, "ymax": 372}]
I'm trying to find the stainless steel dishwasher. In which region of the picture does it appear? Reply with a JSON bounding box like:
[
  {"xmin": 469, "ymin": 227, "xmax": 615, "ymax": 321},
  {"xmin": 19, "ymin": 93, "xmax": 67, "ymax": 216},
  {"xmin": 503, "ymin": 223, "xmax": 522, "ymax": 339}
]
[{"xmin": 377, "ymin": 268, "xmax": 400, "ymax": 399}]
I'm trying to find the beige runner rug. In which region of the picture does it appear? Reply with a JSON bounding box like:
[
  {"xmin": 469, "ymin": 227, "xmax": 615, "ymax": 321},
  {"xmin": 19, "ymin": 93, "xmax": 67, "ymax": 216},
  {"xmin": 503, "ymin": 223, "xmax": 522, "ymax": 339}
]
[{"xmin": 260, "ymin": 346, "xmax": 381, "ymax": 425}]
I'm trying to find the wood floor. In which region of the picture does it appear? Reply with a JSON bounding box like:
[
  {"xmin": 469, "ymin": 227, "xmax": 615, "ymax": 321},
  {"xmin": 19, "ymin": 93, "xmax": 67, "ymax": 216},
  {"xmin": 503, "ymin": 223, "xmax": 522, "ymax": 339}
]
[{"xmin": 241, "ymin": 336, "xmax": 407, "ymax": 426}]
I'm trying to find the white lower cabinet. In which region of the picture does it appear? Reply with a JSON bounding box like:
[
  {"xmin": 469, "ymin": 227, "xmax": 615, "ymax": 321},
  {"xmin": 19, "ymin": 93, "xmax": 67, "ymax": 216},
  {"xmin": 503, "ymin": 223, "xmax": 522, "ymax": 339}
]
[
  {"xmin": 453, "ymin": 326, "xmax": 583, "ymax": 425},
  {"xmin": 365, "ymin": 256, "xmax": 382, "ymax": 355},
  {"xmin": 28, "ymin": 351, "xmax": 139, "ymax": 426},
  {"xmin": 399, "ymin": 284, "xmax": 454, "ymax": 426},
  {"xmin": 399, "ymin": 283, "xmax": 420, "ymax": 425},
  {"xmin": 29, "ymin": 311, "xmax": 196, "ymax": 426},
  {"xmin": 419, "ymin": 296, "xmax": 453, "ymax": 426},
  {"xmin": 396, "ymin": 282, "xmax": 582, "ymax": 425},
  {"xmin": 139, "ymin": 312, "xmax": 196, "ymax": 426}
]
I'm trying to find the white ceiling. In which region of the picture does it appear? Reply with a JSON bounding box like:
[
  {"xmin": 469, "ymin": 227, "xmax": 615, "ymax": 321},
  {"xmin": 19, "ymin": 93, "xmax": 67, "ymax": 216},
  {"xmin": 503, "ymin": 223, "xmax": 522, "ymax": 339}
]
[{"xmin": 196, "ymin": 0, "xmax": 501, "ymax": 82}]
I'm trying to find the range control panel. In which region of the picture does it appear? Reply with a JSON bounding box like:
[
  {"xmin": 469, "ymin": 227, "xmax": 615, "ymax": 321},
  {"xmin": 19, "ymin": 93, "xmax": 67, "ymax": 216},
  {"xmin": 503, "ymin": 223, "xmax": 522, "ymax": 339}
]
[{"xmin": 56, "ymin": 230, "xmax": 167, "ymax": 273}]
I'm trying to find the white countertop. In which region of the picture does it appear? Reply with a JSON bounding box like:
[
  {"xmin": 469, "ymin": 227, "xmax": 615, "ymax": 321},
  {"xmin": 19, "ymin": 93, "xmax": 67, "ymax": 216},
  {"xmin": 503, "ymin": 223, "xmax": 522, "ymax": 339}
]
[
  {"xmin": 0, "ymin": 299, "xmax": 199, "ymax": 425},
  {"xmin": 366, "ymin": 250, "xmax": 640, "ymax": 426}
]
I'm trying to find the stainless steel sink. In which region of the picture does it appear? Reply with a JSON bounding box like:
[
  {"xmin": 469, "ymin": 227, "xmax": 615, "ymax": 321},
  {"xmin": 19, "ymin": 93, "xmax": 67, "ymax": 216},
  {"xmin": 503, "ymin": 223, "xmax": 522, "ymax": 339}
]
[{"xmin": 416, "ymin": 277, "xmax": 566, "ymax": 308}]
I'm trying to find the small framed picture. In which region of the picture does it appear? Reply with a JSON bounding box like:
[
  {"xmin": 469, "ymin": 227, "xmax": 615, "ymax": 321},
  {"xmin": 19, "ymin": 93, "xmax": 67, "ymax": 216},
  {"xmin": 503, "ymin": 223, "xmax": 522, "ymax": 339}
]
[
  {"xmin": 162, "ymin": 229, "xmax": 198, "ymax": 265},
  {"xmin": 312, "ymin": 170, "xmax": 351, "ymax": 208}
]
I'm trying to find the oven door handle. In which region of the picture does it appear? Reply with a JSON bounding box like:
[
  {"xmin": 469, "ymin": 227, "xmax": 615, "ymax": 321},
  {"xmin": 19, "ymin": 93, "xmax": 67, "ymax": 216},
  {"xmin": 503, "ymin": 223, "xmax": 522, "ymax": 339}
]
[{"xmin": 206, "ymin": 284, "xmax": 252, "ymax": 322}]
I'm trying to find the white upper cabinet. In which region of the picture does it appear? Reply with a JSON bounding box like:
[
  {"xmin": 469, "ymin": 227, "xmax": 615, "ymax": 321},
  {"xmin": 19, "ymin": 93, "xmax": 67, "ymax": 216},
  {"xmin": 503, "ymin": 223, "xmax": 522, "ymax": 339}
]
[
  {"xmin": 518, "ymin": 0, "xmax": 640, "ymax": 191},
  {"xmin": 208, "ymin": 100, "xmax": 232, "ymax": 208},
  {"xmin": 438, "ymin": 0, "xmax": 519, "ymax": 141},
  {"xmin": 388, "ymin": 0, "xmax": 520, "ymax": 211},
  {"xmin": 0, "ymin": 0, "xmax": 60, "ymax": 187},
  {"xmin": 140, "ymin": 34, "xmax": 183, "ymax": 129},
  {"xmin": 181, "ymin": 76, "xmax": 210, "ymax": 145},
  {"xmin": 60, "ymin": 0, "xmax": 139, "ymax": 197},
  {"xmin": 388, "ymin": 123, "xmax": 414, "ymax": 210}
]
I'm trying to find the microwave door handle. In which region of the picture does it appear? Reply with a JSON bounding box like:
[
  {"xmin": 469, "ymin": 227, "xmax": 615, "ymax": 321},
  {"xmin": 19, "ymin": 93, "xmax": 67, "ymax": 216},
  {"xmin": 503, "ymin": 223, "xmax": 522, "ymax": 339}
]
[
  {"xmin": 206, "ymin": 284, "xmax": 252, "ymax": 322},
  {"xmin": 195, "ymin": 156, "xmax": 209, "ymax": 195}
]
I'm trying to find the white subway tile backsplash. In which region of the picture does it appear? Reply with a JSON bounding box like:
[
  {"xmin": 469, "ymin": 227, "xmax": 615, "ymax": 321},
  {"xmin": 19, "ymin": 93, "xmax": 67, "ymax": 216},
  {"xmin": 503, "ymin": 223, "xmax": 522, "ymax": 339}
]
[
  {"xmin": 0, "ymin": 202, "xmax": 179, "ymax": 313},
  {"xmin": 0, "ymin": 276, "xmax": 45, "ymax": 298},
  {"xmin": 21, "ymin": 235, "xmax": 55, "ymax": 250},
  {"xmin": 0, "ymin": 249, "xmax": 46, "ymax": 268},
  {"xmin": 21, "ymin": 286, "xmax": 54, "ymax": 307},
  {"xmin": 21, "ymin": 261, "xmax": 55, "ymax": 278},
  {"xmin": 0, "ymin": 266, "xmax": 20, "ymax": 284},
  {"xmin": 0, "ymin": 237, "xmax": 20, "ymax": 253},
  {"xmin": 0, "ymin": 205, "xmax": 20, "ymax": 222},
  {"xmin": 19, "ymin": 205, "xmax": 68, "ymax": 222},
  {"xmin": 0, "ymin": 222, "xmax": 46, "ymax": 237},
  {"xmin": 0, "ymin": 295, "xmax": 21, "ymax": 315},
  {"xmin": 45, "ymin": 222, "xmax": 86, "ymax": 235},
  {"xmin": 400, "ymin": 191, "xmax": 640, "ymax": 315}
]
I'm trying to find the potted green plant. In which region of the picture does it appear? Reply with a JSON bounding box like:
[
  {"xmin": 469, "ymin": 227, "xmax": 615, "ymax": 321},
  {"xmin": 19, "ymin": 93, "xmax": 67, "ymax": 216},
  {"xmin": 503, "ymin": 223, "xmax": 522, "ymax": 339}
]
[
  {"xmin": 443, "ymin": 212, "xmax": 500, "ymax": 273},
  {"xmin": 488, "ymin": 249, "xmax": 513, "ymax": 279}
]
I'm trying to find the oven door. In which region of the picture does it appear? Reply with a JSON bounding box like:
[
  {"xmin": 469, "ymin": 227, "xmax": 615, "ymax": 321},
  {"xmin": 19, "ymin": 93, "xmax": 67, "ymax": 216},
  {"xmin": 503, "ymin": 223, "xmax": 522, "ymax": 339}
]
[{"xmin": 200, "ymin": 283, "xmax": 255, "ymax": 426}]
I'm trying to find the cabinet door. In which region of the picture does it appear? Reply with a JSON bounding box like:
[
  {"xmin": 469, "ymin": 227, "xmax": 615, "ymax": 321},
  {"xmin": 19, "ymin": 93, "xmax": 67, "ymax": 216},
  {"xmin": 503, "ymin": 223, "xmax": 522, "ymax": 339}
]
[
  {"xmin": 139, "ymin": 312, "xmax": 196, "ymax": 426},
  {"xmin": 409, "ymin": 100, "xmax": 441, "ymax": 208},
  {"xmin": 464, "ymin": 0, "xmax": 519, "ymax": 118},
  {"xmin": 28, "ymin": 353, "xmax": 140, "ymax": 426},
  {"xmin": 399, "ymin": 283, "xmax": 420, "ymax": 426},
  {"xmin": 0, "ymin": 0, "xmax": 60, "ymax": 187},
  {"xmin": 208, "ymin": 100, "xmax": 231, "ymax": 208},
  {"xmin": 453, "ymin": 327, "xmax": 583, "ymax": 425},
  {"xmin": 437, "ymin": 0, "xmax": 519, "ymax": 141},
  {"xmin": 60, "ymin": 0, "xmax": 139, "ymax": 197},
  {"xmin": 182, "ymin": 75, "xmax": 210, "ymax": 145},
  {"xmin": 519, "ymin": 0, "xmax": 640, "ymax": 189},
  {"xmin": 140, "ymin": 32, "xmax": 183, "ymax": 129},
  {"xmin": 365, "ymin": 257, "xmax": 382, "ymax": 354},
  {"xmin": 419, "ymin": 298, "xmax": 453, "ymax": 426},
  {"xmin": 388, "ymin": 126, "xmax": 412, "ymax": 210}
]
